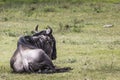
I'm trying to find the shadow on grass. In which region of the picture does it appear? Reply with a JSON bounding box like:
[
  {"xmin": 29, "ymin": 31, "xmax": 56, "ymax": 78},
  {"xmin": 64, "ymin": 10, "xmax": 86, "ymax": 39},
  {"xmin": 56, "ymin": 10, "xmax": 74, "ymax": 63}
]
[
  {"xmin": 39, "ymin": 66, "xmax": 73, "ymax": 74},
  {"xmin": 10, "ymin": 66, "xmax": 73, "ymax": 74},
  {"xmin": 52, "ymin": 66, "xmax": 73, "ymax": 73}
]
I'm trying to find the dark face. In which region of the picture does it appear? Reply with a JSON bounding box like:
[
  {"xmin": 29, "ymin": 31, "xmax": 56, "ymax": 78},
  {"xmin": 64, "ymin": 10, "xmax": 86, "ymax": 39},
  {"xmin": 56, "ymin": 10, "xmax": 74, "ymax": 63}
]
[
  {"xmin": 31, "ymin": 25, "xmax": 57, "ymax": 60},
  {"xmin": 24, "ymin": 35, "xmax": 54, "ymax": 58}
]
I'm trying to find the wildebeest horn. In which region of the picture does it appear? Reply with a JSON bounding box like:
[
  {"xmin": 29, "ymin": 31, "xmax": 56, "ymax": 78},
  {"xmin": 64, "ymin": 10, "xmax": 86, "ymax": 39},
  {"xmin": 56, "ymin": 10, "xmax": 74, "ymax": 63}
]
[
  {"xmin": 31, "ymin": 25, "xmax": 39, "ymax": 34},
  {"xmin": 46, "ymin": 25, "xmax": 52, "ymax": 35},
  {"xmin": 35, "ymin": 25, "xmax": 39, "ymax": 32}
]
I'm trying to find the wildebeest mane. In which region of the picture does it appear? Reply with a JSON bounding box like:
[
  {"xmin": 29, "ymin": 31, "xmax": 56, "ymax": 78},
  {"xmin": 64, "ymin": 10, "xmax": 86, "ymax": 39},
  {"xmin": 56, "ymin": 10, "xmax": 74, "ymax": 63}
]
[
  {"xmin": 17, "ymin": 36, "xmax": 46, "ymax": 49},
  {"xmin": 33, "ymin": 31, "xmax": 57, "ymax": 60}
]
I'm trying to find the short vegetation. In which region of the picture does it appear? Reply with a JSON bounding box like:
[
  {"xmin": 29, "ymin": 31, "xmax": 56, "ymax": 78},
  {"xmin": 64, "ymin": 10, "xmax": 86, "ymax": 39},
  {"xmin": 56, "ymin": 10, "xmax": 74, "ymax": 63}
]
[{"xmin": 0, "ymin": 0, "xmax": 120, "ymax": 80}]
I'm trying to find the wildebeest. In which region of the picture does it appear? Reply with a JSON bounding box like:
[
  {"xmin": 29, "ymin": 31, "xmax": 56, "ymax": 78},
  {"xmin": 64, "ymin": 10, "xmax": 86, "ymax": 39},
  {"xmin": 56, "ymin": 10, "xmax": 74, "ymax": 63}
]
[
  {"xmin": 10, "ymin": 27, "xmax": 56, "ymax": 73},
  {"xmin": 32, "ymin": 25, "xmax": 57, "ymax": 60}
]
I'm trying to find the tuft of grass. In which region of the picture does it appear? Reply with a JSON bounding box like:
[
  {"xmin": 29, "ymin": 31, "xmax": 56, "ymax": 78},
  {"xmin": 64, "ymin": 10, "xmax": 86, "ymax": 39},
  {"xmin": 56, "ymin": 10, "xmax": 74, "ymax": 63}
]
[
  {"xmin": 58, "ymin": 18, "xmax": 85, "ymax": 33},
  {"xmin": 43, "ymin": 6, "xmax": 57, "ymax": 12}
]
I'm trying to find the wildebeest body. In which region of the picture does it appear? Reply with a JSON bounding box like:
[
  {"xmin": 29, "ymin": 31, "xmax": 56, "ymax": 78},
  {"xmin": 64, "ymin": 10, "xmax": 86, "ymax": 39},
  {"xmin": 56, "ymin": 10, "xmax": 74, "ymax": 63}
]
[
  {"xmin": 11, "ymin": 46, "xmax": 54, "ymax": 73},
  {"xmin": 10, "ymin": 34, "xmax": 55, "ymax": 73}
]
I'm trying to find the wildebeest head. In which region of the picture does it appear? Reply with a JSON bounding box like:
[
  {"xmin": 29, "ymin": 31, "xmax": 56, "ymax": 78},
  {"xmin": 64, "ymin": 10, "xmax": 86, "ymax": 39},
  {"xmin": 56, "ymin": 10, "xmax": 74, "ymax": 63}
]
[
  {"xmin": 31, "ymin": 25, "xmax": 57, "ymax": 60},
  {"xmin": 18, "ymin": 35, "xmax": 54, "ymax": 59}
]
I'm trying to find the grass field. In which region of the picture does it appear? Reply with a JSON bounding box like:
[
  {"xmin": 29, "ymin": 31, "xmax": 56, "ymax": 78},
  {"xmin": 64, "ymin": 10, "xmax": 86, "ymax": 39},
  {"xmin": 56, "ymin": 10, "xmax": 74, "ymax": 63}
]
[{"xmin": 0, "ymin": 0, "xmax": 120, "ymax": 80}]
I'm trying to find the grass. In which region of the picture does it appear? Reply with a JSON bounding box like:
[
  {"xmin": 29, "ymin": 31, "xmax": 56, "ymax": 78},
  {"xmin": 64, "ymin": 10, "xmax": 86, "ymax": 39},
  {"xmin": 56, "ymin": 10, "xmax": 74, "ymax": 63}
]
[{"xmin": 0, "ymin": 1, "xmax": 120, "ymax": 80}]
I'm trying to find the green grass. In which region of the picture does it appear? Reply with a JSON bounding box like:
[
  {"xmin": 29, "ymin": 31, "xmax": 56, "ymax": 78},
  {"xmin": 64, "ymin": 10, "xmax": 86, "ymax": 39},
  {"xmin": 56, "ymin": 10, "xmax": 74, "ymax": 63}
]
[{"xmin": 0, "ymin": 1, "xmax": 120, "ymax": 80}]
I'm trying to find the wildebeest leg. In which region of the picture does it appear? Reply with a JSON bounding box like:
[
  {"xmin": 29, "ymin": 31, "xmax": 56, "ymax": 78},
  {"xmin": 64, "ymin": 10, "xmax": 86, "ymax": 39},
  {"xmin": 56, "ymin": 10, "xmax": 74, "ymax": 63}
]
[
  {"xmin": 28, "ymin": 62, "xmax": 44, "ymax": 72},
  {"xmin": 38, "ymin": 61, "xmax": 56, "ymax": 73},
  {"xmin": 28, "ymin": 62, "xmax": 55, "ymax": 73}
]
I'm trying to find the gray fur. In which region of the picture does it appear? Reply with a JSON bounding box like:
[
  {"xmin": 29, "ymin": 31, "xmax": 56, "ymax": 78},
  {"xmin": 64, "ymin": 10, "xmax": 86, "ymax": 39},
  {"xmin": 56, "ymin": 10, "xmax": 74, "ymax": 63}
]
[{"xmin": 10, "ymin": 35, "xmax": 55, "ymax": 73}]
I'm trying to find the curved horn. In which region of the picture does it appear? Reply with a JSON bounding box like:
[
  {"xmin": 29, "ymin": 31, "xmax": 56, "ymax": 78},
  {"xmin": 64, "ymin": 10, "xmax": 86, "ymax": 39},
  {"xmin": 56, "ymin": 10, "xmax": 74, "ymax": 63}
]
[
  {"xmin": 35, "ymin": 25, "xmax": 39, "ymax": 32},
  {"xmin": 31, "ymin": 25, "xmax": 39, "ymax": 34}
]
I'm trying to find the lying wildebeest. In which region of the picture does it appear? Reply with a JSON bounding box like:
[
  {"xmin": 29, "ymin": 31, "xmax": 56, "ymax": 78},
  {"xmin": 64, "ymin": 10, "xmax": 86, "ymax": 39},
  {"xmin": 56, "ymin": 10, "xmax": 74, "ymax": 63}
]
[
  {"xmin": 32, "ymin": 25, "xmax": 57, "ymax": 60},
  {"xmin": 10, "ymin": 26, "xmax": 72, "ymax": 73},
  {"xmin": 10, "ymin": 27, "xmax": 56, "ymax": 73}
]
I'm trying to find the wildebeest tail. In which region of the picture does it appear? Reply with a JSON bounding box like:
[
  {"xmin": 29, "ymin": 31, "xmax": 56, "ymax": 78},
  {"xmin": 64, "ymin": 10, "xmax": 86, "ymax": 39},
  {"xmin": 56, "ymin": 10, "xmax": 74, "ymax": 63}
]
[{"xmin": 54, "ymin": 67, "xmax": 73, "ymax": 73}]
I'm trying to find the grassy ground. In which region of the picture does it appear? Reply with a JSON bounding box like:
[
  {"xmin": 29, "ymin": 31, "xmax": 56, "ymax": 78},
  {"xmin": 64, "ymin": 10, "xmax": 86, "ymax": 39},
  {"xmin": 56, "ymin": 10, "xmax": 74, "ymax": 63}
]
[{"xmin": 0, "ymin": 1, "xmax": 120, "ymax": 80}]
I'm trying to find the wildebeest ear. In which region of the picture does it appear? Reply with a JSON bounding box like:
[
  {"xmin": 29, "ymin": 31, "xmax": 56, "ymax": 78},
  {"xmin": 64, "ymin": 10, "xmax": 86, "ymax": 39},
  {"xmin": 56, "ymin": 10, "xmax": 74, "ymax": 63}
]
[
  {"xmin": 46, "ymin": 25, "xmax": 52, "ymax": 35},
  {"xmin": 31, "ymin": 25, "xmax": 39, "ymax": 34}
]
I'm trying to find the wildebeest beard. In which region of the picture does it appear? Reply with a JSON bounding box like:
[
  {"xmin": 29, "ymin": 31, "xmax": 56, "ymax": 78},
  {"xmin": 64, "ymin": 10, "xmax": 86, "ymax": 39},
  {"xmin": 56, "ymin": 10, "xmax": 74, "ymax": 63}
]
[{"xmin": 17, "ymin": 35, "xmax": 53, "ymax": 58}]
